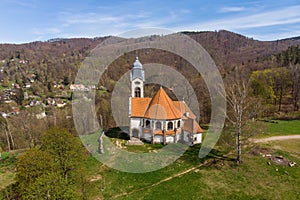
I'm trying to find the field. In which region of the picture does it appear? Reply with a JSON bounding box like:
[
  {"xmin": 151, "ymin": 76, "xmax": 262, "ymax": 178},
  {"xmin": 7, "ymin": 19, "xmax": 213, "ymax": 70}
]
[
  {"xmin": 81, "ymin": 139, "xmax": 300, "ymax": 200},
  {"xmin": 1, "ymin": 120, "xmax": 300, "ymax": 199},
  {"xmin": 81, "ymin": 121, "xmax": 300, "ymax": 200},
  {"xmin": 0, "ymin": 152, "xmax": 16, "ymax": 191},
  {"xmin": 261, "ymin": 120, "xmax": 300, "ymax": 137}
]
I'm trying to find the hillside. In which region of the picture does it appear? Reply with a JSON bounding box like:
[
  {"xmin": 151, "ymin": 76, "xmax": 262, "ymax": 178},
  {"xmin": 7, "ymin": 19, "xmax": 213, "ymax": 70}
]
[
  {"xmin": 186, "ymin": 30, "xmax": 300, "ymax": 71},
  {"xmin": 0, "ymin": 30, "xmax": 299, "ymax": 149},
  {"xmin": 1, "ymin": 30, "xmax": 300, "ymax": 77},
  {"xmin": 2, "ymin": 122, "xmax": 300, "ymax": 199}
]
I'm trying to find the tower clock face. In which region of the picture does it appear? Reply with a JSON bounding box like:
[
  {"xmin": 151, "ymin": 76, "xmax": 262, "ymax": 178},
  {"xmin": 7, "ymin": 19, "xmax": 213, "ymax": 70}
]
[{"xmin": 135, "ymin": 81, "xmax": 140, "ymax": 85}]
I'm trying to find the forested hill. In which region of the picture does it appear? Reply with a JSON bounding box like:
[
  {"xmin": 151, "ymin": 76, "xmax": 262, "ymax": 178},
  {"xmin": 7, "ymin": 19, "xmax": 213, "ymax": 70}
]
[
  {"xmin": 1, "ymin": 30, "xmax": 300, "ymax": 109},
  {"xmin": 185, "ymin": 30, "xmax": 300, "ymax": 71},
  {"xmin": 1, "ymin": 30, "xmax": 300, "ymax": 81},
  {"xmin": 0, "ymin": 30, "xmax": 300, "ymax": 149}
]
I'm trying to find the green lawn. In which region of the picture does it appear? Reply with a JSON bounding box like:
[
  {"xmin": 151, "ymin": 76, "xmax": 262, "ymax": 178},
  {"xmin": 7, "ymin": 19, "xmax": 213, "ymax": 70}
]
[
  {"xmin": 257, "ymin": 120, "xmax": 300, "ymax": 138},
  {"xmin": 2, "ymin": 121, "xmax": 300, "ymax": 199},
  {"xmin": 83, "ymin": 142, "xmax": 299, "ymax": 200},
  {"xmin": 3, "ymin": 141, "xmax": 299, "ymax": 200},
  {"xmin": 80, "ymin": 124, "xmax": 300, "ymax": 199},
  {"xmin": 116, "ymin": 152, "xmax": 299, "ymax": 200},
  {"xmin": 0, "ymin": 152, "xmax": 16, "ymax": 190}
]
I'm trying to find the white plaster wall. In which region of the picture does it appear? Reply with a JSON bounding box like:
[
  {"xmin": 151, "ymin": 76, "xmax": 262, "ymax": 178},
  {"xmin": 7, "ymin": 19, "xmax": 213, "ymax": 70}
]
[
  {"xmin": 143, "ymin": 133, "xmax": 152, "ymax": 142},
  {"xmin": 194, "ymin": 133, "xmax": 202, "ymax": 144},
  {"xmin": 166, "ymin": 136, "xmax": 174, "ymax": 143},
  {"xmin": 131, "ymin": 118, "xmax": 141, "ymax": 129},
  {"xmin": 154, "ymin": 135, "xmax": 163, "ymax": 143},
  {"xmin": 131, "ymin": 78, "xmax": 144, "ymax": 98},
  {"xmin": 183, "ymin": 130, "xmax": 190, "ymax": 143}
]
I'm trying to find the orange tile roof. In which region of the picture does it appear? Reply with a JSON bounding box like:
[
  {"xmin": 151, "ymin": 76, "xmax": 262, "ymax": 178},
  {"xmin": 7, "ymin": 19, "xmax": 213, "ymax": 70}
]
[
  {"xmin": 131, "ymin": 98, "xmax": 151, "ymax": 117},
  {"xmin": 144, "ymin": 87, "xmax": 181, "ymax": 120},
  {"xmin": 183, "ymin": 118, "xmax": 203, "ymax": 133},
  {"xmin": 131, "ymin": 87, "xmax": 204, "ymax": 134},
  {"xmin": 173, "ymin": 101, "xmax": 197, "ymax": 119}
]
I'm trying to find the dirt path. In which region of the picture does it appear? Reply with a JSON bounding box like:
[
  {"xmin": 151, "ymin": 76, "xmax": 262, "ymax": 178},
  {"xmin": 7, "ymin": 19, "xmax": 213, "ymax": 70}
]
[
  {"xmin": 252, "ymin": 135, "xmax": 300, "ymax": 143},
  {"xmin": 111, "ymin": 162, "xmax": 207, "ymax": 199}
]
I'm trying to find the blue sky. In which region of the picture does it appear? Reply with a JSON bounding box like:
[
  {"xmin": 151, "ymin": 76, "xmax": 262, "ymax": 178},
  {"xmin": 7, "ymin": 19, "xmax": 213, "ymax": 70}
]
[{"xmin": 1, "ymin": 0, "xmax": 300, "ymax": 43}]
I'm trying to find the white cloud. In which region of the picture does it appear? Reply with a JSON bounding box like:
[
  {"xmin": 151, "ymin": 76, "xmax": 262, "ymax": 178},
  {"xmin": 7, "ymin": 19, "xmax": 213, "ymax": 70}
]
[
  {"xmin": 175, "ymin": 5, "xmax": 300, "ymax": 31},
  {"xmin": 250, "ymin": 27, "xmax": 300, "ymax": 41},
  {"xmin": 29, "ymin": 3, "xmax": 300, "ymax": 42},
  {"xmin": 219, "ymin": 6, "xmax": 246, "ymax": 13},
  {"xmin": 2, "ymin": 0, "xmax": 37, "ymax": 8},
  {"xmin": 55, "ymin": 10, "xmax": 179, "ymax": 38}
]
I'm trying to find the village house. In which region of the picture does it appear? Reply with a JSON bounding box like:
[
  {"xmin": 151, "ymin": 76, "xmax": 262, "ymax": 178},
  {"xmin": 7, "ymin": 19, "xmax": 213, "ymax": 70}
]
[
  {"xmin": 70, "ymin": 84, "xmax": 86, "ymax": 91},
  {"xmin": 129, "ymin": 58, "xmax": 203, "ymax": 145},
  {"xmin": 53, "ymin": 83, "xmax": 65, "ymax": 90},
  {"xmin": 24, "ymin": 82, "xmax": 31, "ymax": 88},
  {"xmin": 57, "ymin": 102, "xmax": 67, "ymax": 108},
  {"xmin": 47, "ymin": 98, "xmax": 56, "ymax": 106}
]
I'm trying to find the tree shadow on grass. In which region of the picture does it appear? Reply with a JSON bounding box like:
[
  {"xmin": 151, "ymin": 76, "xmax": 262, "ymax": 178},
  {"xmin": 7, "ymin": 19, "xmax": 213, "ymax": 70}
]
[
  {"xmin": 104, "ymin": 126, "xmax": 130, "ymax": 140},
  {"xmin": 180, "ymin": 145, "xmax": 236, "ymax": 166}
]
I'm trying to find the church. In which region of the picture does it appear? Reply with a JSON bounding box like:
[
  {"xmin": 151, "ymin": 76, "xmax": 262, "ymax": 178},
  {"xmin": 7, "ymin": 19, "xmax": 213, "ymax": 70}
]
[{"xmin": 128, "ymin": 57, "xmax": 203, "ymax": 145}]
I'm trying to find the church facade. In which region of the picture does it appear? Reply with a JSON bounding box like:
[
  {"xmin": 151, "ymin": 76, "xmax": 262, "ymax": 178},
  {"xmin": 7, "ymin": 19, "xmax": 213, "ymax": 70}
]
[{"xmin": 129, "ymin": 58, "xmax": 203, "ymax": 145}]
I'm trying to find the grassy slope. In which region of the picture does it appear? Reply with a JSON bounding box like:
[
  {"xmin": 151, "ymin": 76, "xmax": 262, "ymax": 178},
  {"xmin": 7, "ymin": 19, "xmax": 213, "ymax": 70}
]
[
  {"xmin": 1, "ymin": 121, "xmax": 300, "ymax": 199},
  {"xmin": 82, "ymin": 134, "xmax": 300, "ymax": 200},
  {"xmin": 0, "ymin": 152, "xmax": 16, "ymax": 190},
  {"xmin": 118, "ymin": 153, "xmax": 300, "ymax": 200},
  {"xmin": 263, "ymin": 120, "xmax": 300, "ymax": 137},
  {"xmin": 83, "ymin": 122, "xmax": 300, "ymax": 200},
  {"xmin": 84, "ymin": 145, "xmax": 299, "ymax": 200}
]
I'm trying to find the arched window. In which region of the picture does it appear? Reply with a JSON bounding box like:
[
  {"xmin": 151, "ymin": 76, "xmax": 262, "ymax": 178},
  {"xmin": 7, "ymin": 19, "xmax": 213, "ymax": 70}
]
[
  {"xmin": 177, "ymin": 120, "xmax": 181, "ymax": 128},
  {"xmin": 145, "ymin": 120, "xmax": 150, "ymax": 128},
  {"xmin": 134, "ymin": 87, "xmax": 141, "ymax": 97},
  {"xmin": 167, "ymin": 122, "xmax": 173, "ymax": 130},
  {"xmin": 155, "ymin": 121, "xmax": 162, "ymax": 130}
]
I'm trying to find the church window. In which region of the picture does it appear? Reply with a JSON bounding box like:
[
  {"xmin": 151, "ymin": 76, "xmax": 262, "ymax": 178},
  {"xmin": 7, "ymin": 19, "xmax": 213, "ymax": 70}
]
[
  {"xmin": 167, "ymin": 122, "xmax": 173, "ymax": 130},
  {"xmin": 146, "ymin": 120, "xmax": 150, "ymax": 128},
  {"xmin": 177, "ymin": 120, "xmax": 180, "ymax": 128},
  {"xmin": 155, "ymin": 121, "xmax": 162, "ymax": 130},
  {"xmin": 134, "ymin": 87, "xmax": 141, "ymax": 97}
]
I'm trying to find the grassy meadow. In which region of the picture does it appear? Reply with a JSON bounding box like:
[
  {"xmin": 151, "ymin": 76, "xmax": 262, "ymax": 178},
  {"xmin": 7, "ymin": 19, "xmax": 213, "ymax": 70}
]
[
  {"xmin": 1, "ymin": 120, "xmax": 300, "ymax": 199},
  {"xmin": 0, "ymin": 152, "xmax": 16, "ymax": 191},
  {"xmin": 265, "ymin": 120, "xmax": 300, "ymax": 136}
]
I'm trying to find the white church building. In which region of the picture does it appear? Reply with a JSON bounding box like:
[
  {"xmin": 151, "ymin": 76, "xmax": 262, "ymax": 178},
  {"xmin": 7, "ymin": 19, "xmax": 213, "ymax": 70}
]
[{"xmin": 128, "ymin": 57, "xmax": 203, "ymax": 145}]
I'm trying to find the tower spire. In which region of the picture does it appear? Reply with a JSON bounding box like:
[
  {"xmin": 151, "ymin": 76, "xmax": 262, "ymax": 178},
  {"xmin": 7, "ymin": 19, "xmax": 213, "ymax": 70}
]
[
  {"xmin": 130, "ymin": 56, "xmax": 144, "ymax": 98},
  {"xmin": 135, "ymin": 50, "xmax": 138, "ymax": 60}
]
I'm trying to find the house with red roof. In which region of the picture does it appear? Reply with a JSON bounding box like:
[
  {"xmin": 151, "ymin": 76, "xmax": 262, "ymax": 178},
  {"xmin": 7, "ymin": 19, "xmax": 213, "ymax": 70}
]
[{"xmin": 129, "ymin": 57, "xmax": 203, "ymax": 145}]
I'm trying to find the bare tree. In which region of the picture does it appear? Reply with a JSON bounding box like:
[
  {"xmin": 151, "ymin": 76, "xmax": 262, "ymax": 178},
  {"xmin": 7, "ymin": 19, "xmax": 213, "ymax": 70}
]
[
  {"xmin": 225, "ymin": 74, "xmax": 256, "ymax": 164},
  {"xmin": 0, "ymin": 119, "xmax": 11, "ymax": 151},
  {"xmin": 5, "ymin": 117, "xmax": 15, "ymax": 150},
  {"xmin": 9, "ymin": 110, "xmax": 47, "ymax": 149}
]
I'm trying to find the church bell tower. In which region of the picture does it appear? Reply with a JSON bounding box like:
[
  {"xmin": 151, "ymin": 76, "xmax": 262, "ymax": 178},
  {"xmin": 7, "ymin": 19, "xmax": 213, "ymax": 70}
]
[{"xmin": 130, "ymin": 57, "xmax": 144, "ymax": 98}]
